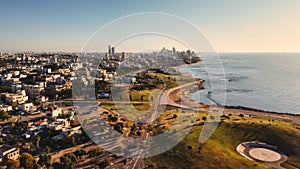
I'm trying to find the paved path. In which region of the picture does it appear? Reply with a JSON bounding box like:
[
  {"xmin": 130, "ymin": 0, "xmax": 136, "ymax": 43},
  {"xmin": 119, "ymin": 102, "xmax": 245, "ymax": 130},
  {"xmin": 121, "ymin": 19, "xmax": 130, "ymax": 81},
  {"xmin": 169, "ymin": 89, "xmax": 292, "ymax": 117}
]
[{"xmin": 163, "ymin": 81, "xmax": 300, "ymax": 125}]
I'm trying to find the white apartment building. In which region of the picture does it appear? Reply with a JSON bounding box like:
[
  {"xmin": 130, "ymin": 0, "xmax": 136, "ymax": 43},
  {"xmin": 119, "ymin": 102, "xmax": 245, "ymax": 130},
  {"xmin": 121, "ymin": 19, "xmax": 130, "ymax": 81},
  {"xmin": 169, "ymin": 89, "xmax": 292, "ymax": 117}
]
[
  {"xmin": 1, "ymin": 92, "xmax": 28, "ymax": 109},
  {"xmin": 45, "ymin": 106, "xmax": 62, "ymax": 118},
  {"xmin": 18, "ymin": 102, "xmax": 37, "ymax": 112},
  {"xmin": 0, "ymin": 145, "xmax": 20, "ymax": 162},
  {"xmin": 0, "ymin": 105, "xmax": 12, "ymax": 112}
]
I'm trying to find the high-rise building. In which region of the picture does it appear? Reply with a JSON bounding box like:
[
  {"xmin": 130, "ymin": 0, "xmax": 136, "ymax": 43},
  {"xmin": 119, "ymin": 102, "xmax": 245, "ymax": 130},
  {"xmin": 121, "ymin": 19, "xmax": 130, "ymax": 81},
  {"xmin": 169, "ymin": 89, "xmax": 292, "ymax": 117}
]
[
  {"xmin": 122, "ymin": 52, "xmax": 126, "ymax": 59},
  {"xmin": 111, "ymin": 47, "xmax": 115, "ymax": 55},
  {"xmin": 108, "ymin": 45, "xmax": 111, "ymax": 54}
]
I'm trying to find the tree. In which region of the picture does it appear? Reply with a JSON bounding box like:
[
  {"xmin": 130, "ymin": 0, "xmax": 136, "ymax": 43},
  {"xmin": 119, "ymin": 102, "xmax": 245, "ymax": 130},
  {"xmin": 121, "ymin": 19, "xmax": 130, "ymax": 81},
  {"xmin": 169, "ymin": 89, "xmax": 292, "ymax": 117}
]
[
  {"xmin": 45, "ymin": 146, "xmax": 51, "ymax": 153},
  {"xmin": 52, "ymin": 162, "xmax": 62, "ymax": 169},
  {"xmin": 111, "ymin": 116, "xmax": 118, "ymax": 122},
  {"xmin": 98, "ymin": 159, "xmax": 109, "ymax": 169},
  {"xmin": 38, "ymin": 154, "xmax": 51, "ymax": 167},
  {"xmin": 70, "ymin": 136, "xmax": 76, "ymax": 146},
  {"xmin": 33, "ymin": 163, "xmax": 41, "ymax": 169},
  {"xmin": 0, "ymin": 110, "xmax": 9, "ymax": 121},
  {"xmin": 0, "ymin": 85, "xmax": 12, "ymax": 93},
  {"xmin": 114, "ymin": 122, "xmax": 124, "ymax": 134},
  {"xmin": 173, "ymin": 114, "xmax": 177, "ymax": 119},
  {"xmin": 130, "ymin": 124, "xmax": 136, "ymax": 132},
  {"xmin": 66, "ymin": 153, "xmax": 77, "ymax": 166},
  {"xmin": 74, "ymin": 149, "xmax": 86, "ymax": 157},
  {"xmin": 5, "ymin": 134, "xmax": 17, "ymax": 145},
  {"xmin": 20, "ymin": 152, "xmax": 34, "ymax": 169},
  {"xmin": 55, "ymin": 153, "xmax": 78, "ymax": 169},
  {"xmin": 6, "ymin": 160, "xmax": 21, "ymax": 169}
]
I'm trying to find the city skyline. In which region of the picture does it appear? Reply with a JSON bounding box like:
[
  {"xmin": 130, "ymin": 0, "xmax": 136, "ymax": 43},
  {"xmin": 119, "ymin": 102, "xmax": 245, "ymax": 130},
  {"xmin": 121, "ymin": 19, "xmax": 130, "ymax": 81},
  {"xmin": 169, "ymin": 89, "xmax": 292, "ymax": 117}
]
[
  {"xmin": 0, "ymin": 2, "xmax": 300, "ymax": 168},
  {"xmin": 0, "ymin": 0, "xmax": 300, "ymax": 52}
]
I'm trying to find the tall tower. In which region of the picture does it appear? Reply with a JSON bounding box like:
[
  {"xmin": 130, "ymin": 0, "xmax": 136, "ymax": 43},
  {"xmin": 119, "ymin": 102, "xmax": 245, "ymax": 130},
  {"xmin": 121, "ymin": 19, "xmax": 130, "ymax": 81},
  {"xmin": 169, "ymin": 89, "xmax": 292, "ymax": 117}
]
[
  {"xmin": 111, "ymin": 47, "xmax": 115, "ymax": 55},
  {"xmin": 108, "ymin": 45, "xmax": 111, "ymax": 54}
]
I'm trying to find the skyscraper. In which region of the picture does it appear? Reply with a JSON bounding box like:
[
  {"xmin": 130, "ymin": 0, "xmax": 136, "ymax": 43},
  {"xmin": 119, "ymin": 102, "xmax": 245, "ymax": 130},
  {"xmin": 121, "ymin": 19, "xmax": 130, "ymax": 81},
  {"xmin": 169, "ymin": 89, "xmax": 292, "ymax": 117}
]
[
  {"xmin": 111, "ymin": 47, "xmax": 115, "ymax": 55},
  {"xmin": 108, "ymin": 45, "xmax": 111, "ymax": 54}
]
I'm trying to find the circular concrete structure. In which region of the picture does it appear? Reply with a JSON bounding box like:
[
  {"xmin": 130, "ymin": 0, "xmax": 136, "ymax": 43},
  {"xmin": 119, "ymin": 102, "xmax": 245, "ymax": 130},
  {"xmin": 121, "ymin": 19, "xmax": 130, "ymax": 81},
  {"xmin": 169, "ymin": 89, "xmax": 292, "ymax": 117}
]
[
  {"xmin": 236, "ymin": 141, "xmax": 287, "ymax": 169},
  {"xmin": 248, "ymin": 147, "xmax": 281, "ymax": 162}
]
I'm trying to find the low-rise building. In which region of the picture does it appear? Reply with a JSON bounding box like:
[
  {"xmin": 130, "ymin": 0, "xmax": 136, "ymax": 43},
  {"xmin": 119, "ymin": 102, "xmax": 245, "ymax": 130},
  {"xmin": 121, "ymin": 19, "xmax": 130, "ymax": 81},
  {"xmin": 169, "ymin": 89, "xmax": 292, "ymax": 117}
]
[
  {"xmin": 11, "ymin": 82, "xmax": 22, "ymax": 93},
  {"xmin": 37, "ymin": 95, "xmax": 48, "ymax": 104},
  {"xmin": 45, "ymin": 106, "xmax": 62, "ymax": 118},
  {"xmin": 0, "ymin": 144, "xmax": 19, "ymax": 162},
  {"xmin": 23, "ymin": 84, "xmax": 44, "ymax": 98},
  {"xmin": 41, "ymin": 68, "xmax": 51, "ymax": 73},
  {"xmin": 48, "ymin": 119, "xmax": 70, "ymax": 130},
  {"xmin": 18, "ymin": 102, "xmax": 36, "ymax": 112},
  {"xmin": 0, "ymin": 105, "xmax": 12, "ymax": 112},
  {"xmin": 1, "ymin": 92, "xmax": 28, "ymax": 109}
]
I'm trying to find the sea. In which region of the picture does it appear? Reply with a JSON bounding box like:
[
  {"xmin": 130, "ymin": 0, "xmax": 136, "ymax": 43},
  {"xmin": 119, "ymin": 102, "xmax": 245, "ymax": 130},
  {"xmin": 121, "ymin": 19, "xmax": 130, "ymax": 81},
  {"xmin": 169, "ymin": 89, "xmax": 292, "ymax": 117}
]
[{"xmin": 179, "ymin": 53, "xmax": 300, "ymax": 115}]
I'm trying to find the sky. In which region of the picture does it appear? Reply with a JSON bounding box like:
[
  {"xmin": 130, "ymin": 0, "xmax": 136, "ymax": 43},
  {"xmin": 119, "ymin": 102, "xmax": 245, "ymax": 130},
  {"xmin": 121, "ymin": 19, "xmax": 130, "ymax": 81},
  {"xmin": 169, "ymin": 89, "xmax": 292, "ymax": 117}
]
[{"xmin": 0, "ymin": 0, "xmax": 300, "ymax": 52}]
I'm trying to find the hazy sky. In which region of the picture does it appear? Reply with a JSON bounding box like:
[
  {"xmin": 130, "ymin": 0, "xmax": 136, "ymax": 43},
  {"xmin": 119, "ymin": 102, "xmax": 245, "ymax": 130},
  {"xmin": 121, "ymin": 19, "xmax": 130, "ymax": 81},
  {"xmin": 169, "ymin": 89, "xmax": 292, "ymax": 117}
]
[{"xmin": 0, "ymin": 0, "xmax": 299, "ymax": 52}]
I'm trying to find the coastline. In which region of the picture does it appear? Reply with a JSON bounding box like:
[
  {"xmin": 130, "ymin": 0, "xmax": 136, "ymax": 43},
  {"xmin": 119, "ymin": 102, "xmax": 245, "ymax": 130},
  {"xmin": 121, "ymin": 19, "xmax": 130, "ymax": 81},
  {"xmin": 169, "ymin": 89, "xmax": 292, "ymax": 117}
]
[
  {"xmin": 168, "ymin": 64, "xmax": 300, "ymax": 124},
  {"xmin": 173, "ymin": 60, "xmax": 201, "ymax": 71}
]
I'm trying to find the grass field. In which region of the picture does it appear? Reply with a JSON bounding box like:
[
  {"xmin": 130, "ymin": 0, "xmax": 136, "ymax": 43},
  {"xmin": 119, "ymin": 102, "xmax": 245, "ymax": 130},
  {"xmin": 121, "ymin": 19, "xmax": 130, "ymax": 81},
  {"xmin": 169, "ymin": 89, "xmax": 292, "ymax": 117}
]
[
  {"xmin": 146, "ymin": 113, "xmax": 300, "ymax": 169},
  {"xmin": 100, "ymin": 72, "xmax": 300, "ymax": 169},
  {"xmin": 101, "ymin": 99, "xmax": 300, "ymax": 168},
  {"xmin": 148, "ymin": 72, "xmax": 197, "ymax": 89}
]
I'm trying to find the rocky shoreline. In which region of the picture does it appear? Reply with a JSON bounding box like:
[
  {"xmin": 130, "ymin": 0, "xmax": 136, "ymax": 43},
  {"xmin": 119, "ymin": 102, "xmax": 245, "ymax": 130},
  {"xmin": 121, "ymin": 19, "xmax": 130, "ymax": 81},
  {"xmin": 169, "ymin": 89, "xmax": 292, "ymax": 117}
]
[{"xmin": 167, "ymin": 78, "xmax": 300, "ymax": 124}]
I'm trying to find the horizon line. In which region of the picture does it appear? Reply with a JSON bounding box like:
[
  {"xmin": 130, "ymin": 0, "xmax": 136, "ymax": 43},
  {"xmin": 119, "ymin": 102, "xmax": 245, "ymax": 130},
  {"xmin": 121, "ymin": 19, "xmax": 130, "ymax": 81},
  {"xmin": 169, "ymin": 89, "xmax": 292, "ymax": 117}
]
[{"xmin": 1, "ymin": 50, "xmax": 300, "ymax": 54}]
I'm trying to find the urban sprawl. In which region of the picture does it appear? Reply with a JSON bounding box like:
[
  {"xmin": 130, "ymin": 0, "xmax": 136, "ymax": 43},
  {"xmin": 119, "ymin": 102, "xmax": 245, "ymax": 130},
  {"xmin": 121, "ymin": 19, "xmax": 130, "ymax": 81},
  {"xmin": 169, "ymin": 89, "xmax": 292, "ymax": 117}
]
[{"xmin": 0, "ymin": 46, "xmax": 200, "ymax": 169}]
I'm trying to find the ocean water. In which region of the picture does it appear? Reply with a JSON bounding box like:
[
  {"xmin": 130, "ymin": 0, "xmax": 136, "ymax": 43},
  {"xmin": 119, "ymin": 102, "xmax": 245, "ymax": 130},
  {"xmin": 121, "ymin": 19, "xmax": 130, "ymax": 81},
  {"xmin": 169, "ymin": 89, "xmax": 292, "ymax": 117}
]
[{"xmin": 180, "ymin": 53, "xmax": 300, "ymax": 114}]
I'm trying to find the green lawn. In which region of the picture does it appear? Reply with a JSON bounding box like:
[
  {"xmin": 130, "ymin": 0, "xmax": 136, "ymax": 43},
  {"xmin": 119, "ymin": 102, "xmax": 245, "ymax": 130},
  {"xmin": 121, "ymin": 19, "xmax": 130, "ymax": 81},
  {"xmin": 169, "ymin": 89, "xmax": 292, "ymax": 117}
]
[
  {"xmin": 101, "ymin": 102, "xmax": 300, "ymax": 168},
  {"xmin": 146, "ymin": 114, "xmax": 300, "ymax": 169},
  {"xmin": 148, "ymin": 72, "xmax": 197, "ymax": 90},
  {"xmin": 100, "ymin": 71, "xmax": 300, "ymax": 169}
]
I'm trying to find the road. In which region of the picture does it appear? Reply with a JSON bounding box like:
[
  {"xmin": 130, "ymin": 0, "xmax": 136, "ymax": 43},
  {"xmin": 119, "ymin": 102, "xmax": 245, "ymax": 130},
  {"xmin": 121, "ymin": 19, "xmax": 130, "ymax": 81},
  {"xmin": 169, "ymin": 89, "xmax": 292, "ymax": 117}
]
[
  {"xmin": 163, "ymin": 81, "xmax": 203, "ymax": 110},
  {"xmin": 131, "ymin": 78, "xmax": 167, "ymax": 169},
  {"xmin": 149, "ymin": 78, "xmax": 167, "ymax": 123},
  {"xmin": 17, "ymin": 113, "xmax": 46, "ymax": 122}
]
